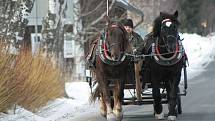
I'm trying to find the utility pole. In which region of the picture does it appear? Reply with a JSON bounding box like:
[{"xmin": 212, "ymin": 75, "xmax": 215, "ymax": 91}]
[{"xmin": 35, "ymin": 0, "xmax": 38, "ymax": 44}]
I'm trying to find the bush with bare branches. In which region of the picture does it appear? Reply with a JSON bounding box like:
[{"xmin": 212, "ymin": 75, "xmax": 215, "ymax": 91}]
[
  {"xmin": 0, "ymin": 47, "xmax": 17, "ymax": 112},
  {"xmin": 0, "ymin": 43, "xmax": 64, "ymax": 113}
]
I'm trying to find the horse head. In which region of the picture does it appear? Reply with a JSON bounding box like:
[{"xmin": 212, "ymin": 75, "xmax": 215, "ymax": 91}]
[
  {"xmin": 150, "ymin": 11, "xmax": 183, "ymax": 66},
  {"xmin": 153, "ymin": 11, "xmax": 180, "ymax": 53},
  {"xmin": 105, "ymin": 21, "xmax": 129, "ymax": 61}
]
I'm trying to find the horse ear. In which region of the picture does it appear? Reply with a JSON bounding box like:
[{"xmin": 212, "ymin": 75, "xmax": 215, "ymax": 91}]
[{"xmin": 174, "ymin": 10, "xmax": 178, "ymax": 18}]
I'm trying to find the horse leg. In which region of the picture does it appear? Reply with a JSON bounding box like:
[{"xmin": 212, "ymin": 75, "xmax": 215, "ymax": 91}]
[
  {"xmin": 105, "ymin": 97, "xmax": 116, "ymax": 121},
  {"xmin": 166, "ymin": 76, "xmax": 180, "ymax": 121},
  {"xmin": 96, "ymin": 78, "xmax": 107, "ymax": 117},
  {"xmin": 99, "ymin": 93, "xmax": 107, "ymax": 117},
  {"xmin": 152, "ymin": 81, "xmax": 164, "ymax": 119},
  {"xmin": 101, "ymin": 81, "xmax": 116, "ymax": 121},
  {"xmin": 97, "ymin": 76, "xmax": 115, "ymax": 121},
  {"xmin": 113, "ymin": 80, "xmax": 123, "ymax": 121}
]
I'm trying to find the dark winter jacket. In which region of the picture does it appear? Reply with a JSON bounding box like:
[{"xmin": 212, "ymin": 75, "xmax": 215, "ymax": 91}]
[{"xmin": 129, "ymin": 31, "xmax": 144, "ymax": 54}]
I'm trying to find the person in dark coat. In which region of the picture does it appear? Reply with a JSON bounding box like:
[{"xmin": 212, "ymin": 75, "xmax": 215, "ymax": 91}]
[
  {"xmin": 121, "ymin": 18, "xmax": 144, "ymax": 54},
  {"xmin": 121, "ymin": 18, "xmax": 145, "ymax": 85}
]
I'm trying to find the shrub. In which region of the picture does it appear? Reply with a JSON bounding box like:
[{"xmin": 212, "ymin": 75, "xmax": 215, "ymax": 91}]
[
  {"xmin": 0, "ymin": 46, "xmax": 64, "ymax": 112},
  {"xmin": 0, "ymin": 53, "xmax": 16, "ymax": 112}
]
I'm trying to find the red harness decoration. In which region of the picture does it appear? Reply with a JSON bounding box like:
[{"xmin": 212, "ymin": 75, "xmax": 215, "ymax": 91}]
[
  {"xmin": 152, "ymin": 39, "xmax": 184, "ymax": 66},
  {"xmin": 102, "ymin": 41, "xmax": 111, "ymax": 59},
  {"xmin": 97, "ymin": 24, "xmax": 126, "ymax": 65}
]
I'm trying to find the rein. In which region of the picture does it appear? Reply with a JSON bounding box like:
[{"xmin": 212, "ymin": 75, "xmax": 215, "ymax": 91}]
[
  {"xmin": 125, "ymin": 37, "xmax": 184, "ymax": 65},
  {"xmin": 125, "ymin": 49, "xmax": 184, "ymax": 62}
]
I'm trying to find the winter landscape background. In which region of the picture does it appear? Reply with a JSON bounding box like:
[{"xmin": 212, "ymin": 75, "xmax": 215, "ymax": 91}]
[{"xmin": 0, "ymin": 33, "xmax": 215, "ymax": 121}]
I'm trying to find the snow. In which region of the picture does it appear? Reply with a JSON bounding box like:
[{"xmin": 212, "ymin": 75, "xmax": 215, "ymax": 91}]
[
  {"xmin": 1, "ymin": 33, "xmax": 215, "ymax": 121},
  {"xmin": 183, "ymin": 33, "xmax": 215, "ymax": 79}
]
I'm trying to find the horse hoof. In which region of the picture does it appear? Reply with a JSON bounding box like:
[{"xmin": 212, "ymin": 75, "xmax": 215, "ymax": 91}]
[
  {"xmin": 100, "ymin": 110, "xmax": 107, "ymax": 117},
  {"xmin": 116, "ymin": 116, "xmax": 123, "ymax": 121},
  {"xmin": 168, "ymin": 116, "xmax": 176, "ymax": 121},
  {"xmin": 107, "ymin": 113, "xmax": 116, "ymax": 121},
  {"xmin": 155, "ymin": 112, "xmax": 164, "ymax": 120},
  {"xmin": 116, "ymin": 114, "xmax": 123, "ymax": 121},
  {"xmin": 113, "ymin": 110, "xmax": 123, "ymax": 121}
]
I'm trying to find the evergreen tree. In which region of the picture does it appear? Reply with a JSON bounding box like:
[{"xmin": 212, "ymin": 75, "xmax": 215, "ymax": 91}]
[{"xmin": 179, "ymin": 0, "xmax": 203, "ymax": 34}]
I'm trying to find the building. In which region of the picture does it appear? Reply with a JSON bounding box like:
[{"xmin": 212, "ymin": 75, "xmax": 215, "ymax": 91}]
[{"xmin": 25, "ymin": 0, "xmax": 75, "ymax": 55}]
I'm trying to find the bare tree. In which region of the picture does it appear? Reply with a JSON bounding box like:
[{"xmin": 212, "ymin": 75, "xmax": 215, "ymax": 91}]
[
  {"xmin": 42, "ymin": 0, "xmax": 79, "ymax": 81},
  {"xmin": 41, "ymin": 0, "xmax": 67, "ymax": 66},
  {"xmin": 129, "ymin": 0, "xmax": 179, "ymax": 32},
  {"xmin": 0, "ymin": 0, "xmax": 35, "ymax": 49},
  {"xmin": 41, "ymin": 0, "xmax": 126, "ymax": 81}
]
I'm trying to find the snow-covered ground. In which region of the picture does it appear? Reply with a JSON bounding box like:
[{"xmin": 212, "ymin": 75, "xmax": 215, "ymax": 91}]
[{"xmin": 0, "ymin": 33, "xmax": 215, "ymax": 121}]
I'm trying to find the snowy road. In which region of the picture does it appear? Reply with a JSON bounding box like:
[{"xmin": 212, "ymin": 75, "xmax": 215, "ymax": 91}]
[
  {"xmin": 1, "ymin": 33, "xmax": 215, "ymax": 121},
  {"xmin": 72, "ymin": 60, "xmax": 215, "ymax": 121}
]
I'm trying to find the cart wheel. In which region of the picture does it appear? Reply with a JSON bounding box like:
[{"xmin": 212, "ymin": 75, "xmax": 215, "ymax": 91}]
[{"xmin": 177, "ymin": 87, "xmax": 182, "ymax": 114}]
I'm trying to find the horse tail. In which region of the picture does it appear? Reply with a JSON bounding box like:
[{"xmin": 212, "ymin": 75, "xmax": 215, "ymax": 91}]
[{"xmin": 89, "ymin": 82, "xmax": 100, "ymax": 103}]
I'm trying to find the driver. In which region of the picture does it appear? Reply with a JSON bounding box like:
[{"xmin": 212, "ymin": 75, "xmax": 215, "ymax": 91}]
[{"xmin": 121, "ymin": 18, "xmax": 144, "ymax": 54}]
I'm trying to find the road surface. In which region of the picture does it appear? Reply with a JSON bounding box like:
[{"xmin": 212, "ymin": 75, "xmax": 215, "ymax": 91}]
[{"xmin": 72, "ymin": 61, "xmax": 215, "ymax": 121}]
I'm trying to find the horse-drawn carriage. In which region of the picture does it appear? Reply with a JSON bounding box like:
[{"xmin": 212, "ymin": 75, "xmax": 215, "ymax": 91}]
[
  {"xmin": 85, "ymin": 11, "xmax": 188, "ymax": 121},
  {"xmin": 119, "ymin": 52, "xmax": 188, "ymax": 113}
]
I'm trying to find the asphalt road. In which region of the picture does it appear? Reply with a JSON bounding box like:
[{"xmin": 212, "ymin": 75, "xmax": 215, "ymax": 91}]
[{"xmin": 72, "ymin": 61, "xmax": 215, "ymax": 121}]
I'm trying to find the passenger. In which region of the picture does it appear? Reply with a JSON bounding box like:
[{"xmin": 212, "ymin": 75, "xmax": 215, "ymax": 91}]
[
  {"xmin": 121, "ymin": 18, "xmax": 144, "ymax": 85},
  {"xmin": 121, "ymin": 18, "xmax": 144, "ymax": 55}
]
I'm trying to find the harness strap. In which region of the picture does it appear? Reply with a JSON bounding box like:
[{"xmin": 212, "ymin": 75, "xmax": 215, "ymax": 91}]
[
  {"xmin": 98, "ymin": 38, "xmax": 126, "ymax": 65},
  {"xmin": 86, "ymin": 37, "xmax": 99, "ymax": 60},
  {"xmin": 152, "ymin": 38, "xmax": 184, "ymax": 66}
]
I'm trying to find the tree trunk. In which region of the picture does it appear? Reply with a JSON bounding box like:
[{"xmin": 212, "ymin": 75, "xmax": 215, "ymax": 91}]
[{"xmin": 0, "ymin": 0, "xmax": 34, "ymax": 50}]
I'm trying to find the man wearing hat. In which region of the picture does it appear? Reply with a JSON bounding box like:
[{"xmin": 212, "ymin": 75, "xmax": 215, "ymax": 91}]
[
  {"xmin": 121, "ymin": 18, "xmax": 145, "ymax": 91},
  {"xmin": 121, "ymin": 18, "xmax": 144, "ymax": 54}
]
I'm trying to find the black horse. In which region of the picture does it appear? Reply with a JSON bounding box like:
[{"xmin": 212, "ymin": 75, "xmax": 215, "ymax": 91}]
[
  {"xmin": 142, "ymin": 11, "xmax": 185, "ymax": 121},
  {"xmin": 89, "ymin": 20, "xmax": 132, "ymax": 121}
]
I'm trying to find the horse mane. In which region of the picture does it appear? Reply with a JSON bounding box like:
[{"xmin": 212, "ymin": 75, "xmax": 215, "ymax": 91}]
[{"xmin": 152, "ymin": 11, "xmax": 180, "ymax": 37}]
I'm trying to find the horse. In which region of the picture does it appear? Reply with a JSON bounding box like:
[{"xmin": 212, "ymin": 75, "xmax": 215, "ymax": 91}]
[
  {"xmin": 89, "ymin": 20, "xmax": 132, "ymax": 121},
  {"xmin": 142, "ymin": 11, "xmax": 185, "ymax": 121}
]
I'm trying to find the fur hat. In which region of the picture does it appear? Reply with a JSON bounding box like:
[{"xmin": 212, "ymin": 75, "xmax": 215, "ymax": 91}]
[{"xmin": 121, "ymin": 18, "xmax": 133, "ymax": 28}]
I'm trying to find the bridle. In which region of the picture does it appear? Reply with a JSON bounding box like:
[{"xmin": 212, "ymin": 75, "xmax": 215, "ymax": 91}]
[
  {"xmin": 98, "ymin": 24, "xmax": 127, "ymax": 65},
  {"xmin": 105, "ymin": 24, "xmax": 126, "ymax": 52},
  {"xmin": 161, "ymin": 35, "xmax": 177, "ymax": 52},
  {"xmin": 151, "ymin": 18, "xmax": 184, "ymax": 66},
  {"xmin": 160, "ymin": 19, "xmax": 178, "ymax": 51}
]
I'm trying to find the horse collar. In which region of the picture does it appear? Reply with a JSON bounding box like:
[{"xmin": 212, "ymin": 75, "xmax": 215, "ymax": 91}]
[
  {"xmin": 151, "ymin": 37, "xmax": 184, "ymax": 66},
  {"xmin": 98, "ymin": 36, "xmax": 126, "ymax": 66}
]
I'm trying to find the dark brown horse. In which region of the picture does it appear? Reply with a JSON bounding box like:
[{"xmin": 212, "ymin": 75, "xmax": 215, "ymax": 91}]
[
  {"xmin": 90, "ymin": 20, "xmax": 132, "ymax": 121},
  {"xmin": 142, "ymin": 11, "xmax": 185, "ymax": 121}
]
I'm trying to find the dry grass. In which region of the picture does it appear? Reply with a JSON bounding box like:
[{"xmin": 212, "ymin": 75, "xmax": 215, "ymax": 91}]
[
  {"xmin": 0, "ymin": 52, "xmax": 17, "ymax": 112},
  {"xmin": 0, "ymin": 46, "xmax": 64, "ymax": 112}
]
